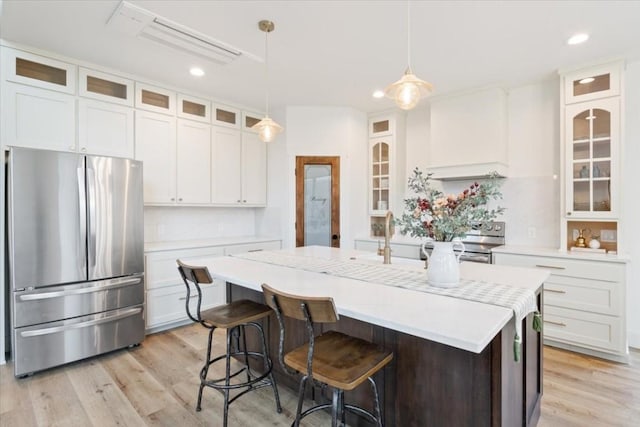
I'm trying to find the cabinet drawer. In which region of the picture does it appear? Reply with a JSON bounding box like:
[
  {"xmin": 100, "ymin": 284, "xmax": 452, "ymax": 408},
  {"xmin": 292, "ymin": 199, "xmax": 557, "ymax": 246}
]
[
  {"xmin": 146, "ymin": 281, "xmax": 225, "ymax": 329},
  {"xmin": 223, "ymin": 241, "xmax": 281, "ymax": 255},
  {"xmin": 145, "ymin": 247, "xmax": 224, "ymax": 289},
  {"xmin": 543, "ymin": 274, "xmax": 622, "ymax": 315},
  {"xmin": 494, "ymin": 253, "xmax": 624, "ymax": 282},
  {"xmin": 543, "ymin": 306, "xmax": 624, "ymax": 354}
]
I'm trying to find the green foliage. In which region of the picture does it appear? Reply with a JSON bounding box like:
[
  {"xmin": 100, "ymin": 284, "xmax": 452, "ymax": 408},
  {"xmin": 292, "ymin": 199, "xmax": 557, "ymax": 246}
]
[{"xmin": 396, "ymin": 168, "xmax": 505, "ymax": 241}]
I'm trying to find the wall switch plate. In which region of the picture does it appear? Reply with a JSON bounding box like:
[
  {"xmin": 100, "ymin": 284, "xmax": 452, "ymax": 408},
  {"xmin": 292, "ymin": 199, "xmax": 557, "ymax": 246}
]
[{"xmin": 601, "ymin": 229, "xmax": 617, "ymax": 242}]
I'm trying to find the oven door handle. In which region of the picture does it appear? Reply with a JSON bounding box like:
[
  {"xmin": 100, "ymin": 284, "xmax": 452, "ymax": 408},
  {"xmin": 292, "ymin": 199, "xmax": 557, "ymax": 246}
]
[{"xmin": 458, "ymin": 254, "xmax": 491, "ymax": 263}]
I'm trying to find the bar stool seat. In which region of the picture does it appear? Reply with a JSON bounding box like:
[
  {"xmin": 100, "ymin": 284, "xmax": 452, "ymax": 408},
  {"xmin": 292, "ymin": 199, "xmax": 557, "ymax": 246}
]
[
  {"xmin": 177, "ymin": 260, "xmax": 281, "ymax": 427},
  {"xmin": 262, "ymin": 284, "xmax": 393, "ymax": 427}
]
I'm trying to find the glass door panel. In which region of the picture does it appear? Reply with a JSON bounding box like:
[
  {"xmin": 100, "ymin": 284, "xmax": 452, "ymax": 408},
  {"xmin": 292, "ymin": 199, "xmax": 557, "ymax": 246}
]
[
  {"xmin": 593, "ymin": 181, "xmax": 611, "ymax": 211},
  {"xmin": 573, "ymin": 141, "xmax": 589, "ymax": 160},
  {"xmin": 592, "ymin": 109, "xmax": 610, "ymax": 138},
  {"xmin": 304, "ymin": 165, "xmax": 332, "ymax": 247},
  {"xmin": 371, "ymin": 141, "xmax": 390, "ymax": 212},
  {"xmin": 572, "ymin": 110, "xmax": 590, "ymax": 140},
  {"xmin": 573, "ymin": 181, "xmax": 590, "ymax": 211}
]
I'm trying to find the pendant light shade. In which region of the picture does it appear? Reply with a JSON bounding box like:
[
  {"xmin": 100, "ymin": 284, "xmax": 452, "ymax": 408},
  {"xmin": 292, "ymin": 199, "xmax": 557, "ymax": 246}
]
[
  {"xmin": 385, "ymin": 1, "xmax": 432, "ymax": 110},
  {"xmin": 252, "ymin": 116, "xmax": 283, "ymax": 143},
  {"xmin": 385, "ymin": 66, "xmax": 433, "ymax": 110},
  {"xmin": 252, "ymin": 20, "xmax": 283, "ymax": 142}
]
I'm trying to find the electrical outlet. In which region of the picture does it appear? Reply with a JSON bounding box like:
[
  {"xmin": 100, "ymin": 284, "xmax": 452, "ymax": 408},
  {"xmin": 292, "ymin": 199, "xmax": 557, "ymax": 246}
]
[
  {"xmin": 601, "ymin": 229, "xmax": 617, "ymax": 242},
  {"xmin": 572, "ymin": 229, "xmax": 579, "ymax": 240},
  {"xmin": 528, "ymin": 227, "xmax": 537, "ymax": 238}
]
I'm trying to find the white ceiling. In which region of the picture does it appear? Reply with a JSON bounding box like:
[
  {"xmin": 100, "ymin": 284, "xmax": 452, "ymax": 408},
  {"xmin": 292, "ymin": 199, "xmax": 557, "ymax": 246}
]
[{"xmin": 1, "ymin": 0, "xmax": 640, "ymax": 113}]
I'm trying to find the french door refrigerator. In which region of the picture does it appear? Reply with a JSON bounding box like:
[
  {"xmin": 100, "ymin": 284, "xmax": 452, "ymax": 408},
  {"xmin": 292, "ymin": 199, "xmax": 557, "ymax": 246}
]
[{"xmin": 7, "ymin": 147, "xmax": 145, "ymax": 376}]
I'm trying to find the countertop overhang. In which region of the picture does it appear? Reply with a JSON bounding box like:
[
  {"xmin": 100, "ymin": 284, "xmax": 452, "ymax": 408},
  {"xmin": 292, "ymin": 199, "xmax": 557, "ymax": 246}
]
[{"xmin": 190, "ymin": 246, "xmax": 548, "ymax": 354}]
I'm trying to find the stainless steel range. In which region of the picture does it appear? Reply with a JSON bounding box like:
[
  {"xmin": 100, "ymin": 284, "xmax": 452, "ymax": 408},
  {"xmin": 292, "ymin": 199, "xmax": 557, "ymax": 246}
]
[{"xmin": 421, "ymin": 221, "xmax": 506, "ymax": 264}]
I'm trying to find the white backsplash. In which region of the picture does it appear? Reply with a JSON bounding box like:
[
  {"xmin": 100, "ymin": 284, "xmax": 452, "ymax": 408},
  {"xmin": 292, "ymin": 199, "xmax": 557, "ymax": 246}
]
[
  {"xmin": 441, "ymin": 175, "xmax": 560, "ymax": 247},
  {"xmin": 144, "ymin": 206, "xmax": 256, "ymax": 243}
]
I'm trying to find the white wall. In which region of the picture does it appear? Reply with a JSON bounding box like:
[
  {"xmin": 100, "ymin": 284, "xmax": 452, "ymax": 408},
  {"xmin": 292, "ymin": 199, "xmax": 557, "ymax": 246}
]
[
  {"xmin": 623, "ymin": 60, "xmax": 640, "ymax": 348},
  {"xmin": 256, "ymin": 106, "xmax": 367, "ymax": 249}
]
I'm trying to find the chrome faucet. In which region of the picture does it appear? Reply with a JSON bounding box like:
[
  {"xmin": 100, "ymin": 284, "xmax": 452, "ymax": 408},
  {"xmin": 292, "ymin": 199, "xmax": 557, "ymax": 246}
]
[{"xmin": 383, "ymin": 210, "xmax": 394, "ymax": 264}]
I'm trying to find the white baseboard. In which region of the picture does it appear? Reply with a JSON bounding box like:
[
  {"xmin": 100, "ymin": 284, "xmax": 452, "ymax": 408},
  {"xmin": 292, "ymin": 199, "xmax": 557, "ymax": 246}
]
[{"xmin": 628, "ymin": 330, "xmax": 640, "ymax": 350}]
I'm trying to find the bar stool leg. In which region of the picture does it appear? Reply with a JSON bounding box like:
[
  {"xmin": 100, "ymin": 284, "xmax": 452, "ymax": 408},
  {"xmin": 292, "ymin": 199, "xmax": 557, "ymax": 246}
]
[
  {"xmin": 255, "ymin": 322, "xmax": 282, "ymax": 413},
  {"xmin": 197, "ymin": 326, "xmax": 216, "ymax": 411},
  {"xmin": 293, "ymin": 375, "xmax": 309, "ymax": 427},
  {"xmin": 368, "ymin": 377, "xmax": 383, "ymax": 427},
  {"xmin": 331, "ymin": 388, "xmax": 340, "ymax": 427},
  {"xmin": 239, "ymin": 325, "xmax": 252, "ymax": 384},
  {"xmin": 223, "ymin": 328, "xmax": 234, "ymax": 427}
]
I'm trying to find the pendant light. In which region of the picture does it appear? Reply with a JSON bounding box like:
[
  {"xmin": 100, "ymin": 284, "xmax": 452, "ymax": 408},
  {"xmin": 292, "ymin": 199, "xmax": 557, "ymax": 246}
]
[
  {"xmin": 252, "ymin": 20, "xmax": 283, "ymax": 142},
  {"xmin": 384, "ymin": 1, "xmax": 433, "ymax": 110}
]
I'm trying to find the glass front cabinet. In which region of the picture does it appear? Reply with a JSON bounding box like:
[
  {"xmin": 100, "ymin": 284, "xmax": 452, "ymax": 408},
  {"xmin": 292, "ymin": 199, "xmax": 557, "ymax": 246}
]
[
  {"xmin": 565, "ymin": 97, "xmax": 619, "ymax": 218},
  {"xmin": 560, "ymin": 61, "xmax": 623, "ymax": 252}
]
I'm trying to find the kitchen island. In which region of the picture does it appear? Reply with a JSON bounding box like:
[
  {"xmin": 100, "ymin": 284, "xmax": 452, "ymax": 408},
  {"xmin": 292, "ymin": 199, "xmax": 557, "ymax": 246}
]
[{"xmin": 192, "ymin": 246, "xmax": 548, "ymax": 427}]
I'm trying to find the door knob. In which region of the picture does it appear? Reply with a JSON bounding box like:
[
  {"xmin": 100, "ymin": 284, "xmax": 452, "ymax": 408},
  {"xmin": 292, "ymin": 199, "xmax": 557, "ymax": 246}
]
[{"xmin": 332, "ymin": 234, "xmax": 340, "ymax": 240}]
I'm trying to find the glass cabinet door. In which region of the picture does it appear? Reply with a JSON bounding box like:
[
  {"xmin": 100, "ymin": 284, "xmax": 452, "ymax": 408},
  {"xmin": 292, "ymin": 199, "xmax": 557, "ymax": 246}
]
[
  {"xmin": 371, "ymin": 140, "xmax": 390, "ymax": 213},
  {"xmin": 566, "ymin": 98, "xmax": 618, "ymax": 218}
]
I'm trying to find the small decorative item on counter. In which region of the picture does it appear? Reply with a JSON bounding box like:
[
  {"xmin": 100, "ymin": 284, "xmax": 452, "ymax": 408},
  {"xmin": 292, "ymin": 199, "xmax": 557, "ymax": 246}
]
[
  {"xmin": 589, "ymin": 236, "xmax": 601, "ymax": 249},
  {"xmin": 579, "ymin": 165, "xmax": 589, "ymax": 178},
  {"xmin": 575, "ymin": 228, "xmax": 590, "ymax": 248}
]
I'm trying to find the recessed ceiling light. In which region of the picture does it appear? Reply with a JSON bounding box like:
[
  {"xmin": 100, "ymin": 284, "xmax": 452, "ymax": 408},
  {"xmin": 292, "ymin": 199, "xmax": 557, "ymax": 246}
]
[
  {"xmin": 190, "ymin": 67, "xmax": 205, "ymax": 77},
  {"xmin": 567, "ymin": 33, "xmax": 589, "ymax": 45},
  {"xmin": 579, "ymin": 77, "xmax": 595, "ymax": 84},
  {"xmin": 372, "ymin": 90, "xmax": 385, "ymax": 99}
]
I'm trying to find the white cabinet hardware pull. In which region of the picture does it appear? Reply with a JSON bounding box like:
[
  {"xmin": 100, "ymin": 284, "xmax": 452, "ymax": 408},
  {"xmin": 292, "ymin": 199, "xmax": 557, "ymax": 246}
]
[
  {"xmin": 544, "ymin": 320, "xmax": 566, "ymax": 327},
  {"xmin": 179, "ymin": 295, "xmax": 198, "ymax": 301},
  {"xmin": 535, "ymin": 264, "xmax": 565, "ymax": 270},
  {"xmin": 545, "ymin": 288, "xmax": 566, "ymax": 294}
]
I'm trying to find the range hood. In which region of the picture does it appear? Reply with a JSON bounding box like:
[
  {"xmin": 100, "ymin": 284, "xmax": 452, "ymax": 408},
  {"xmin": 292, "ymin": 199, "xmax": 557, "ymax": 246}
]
[
  {"xmin": 107, "ymin": 1, "xmax": 244, "ymax": 65},
  {"xmin": 427, "ymin": 87, "xmax": 509, "ymax": 181}
]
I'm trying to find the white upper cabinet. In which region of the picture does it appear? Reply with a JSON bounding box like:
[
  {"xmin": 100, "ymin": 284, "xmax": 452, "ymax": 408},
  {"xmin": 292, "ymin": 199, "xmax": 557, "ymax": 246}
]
[
  {"xmin": 211, "ymin": 126, "xmax": 243, "ymax": 204},
  {"xmin": 242, "ymin": 111, "xmax": 262, "ymax": 133},
  {"xmin": 78, "ymin": 99, "xmax": 134, "ymax": 158},
  {"xmin": 211, "ymin": 126, "xmax": 267, "ymax": 206},
  {"xmin": 214, "ymin": 104, "xmax": 241, "ymax": 129},
  {"xmin": 135, "ymin": 82, "xmax": 176, "ymax": 115},
  {"xmin": 178, "ymin": 94, "xmax": 211, "ymax": 123},
  {"xmin": 563, "ymin": 62, "xmax": 622, "ymax": 104},
  {"xmin": 428, "ymin": 88, "xmax": 508, "ymax": 179},
  {"xmin": 79, "ymin": 67, "xmax": 134, "ymax": 106},
  {"xmin": 241, "ymin": 131, "xmax": 267, "ymax": 205},
  {"xmin": 2, "ymin": 47, "xmax": 76, "ymax": 94},
  {"xmin": 176, "ymin": 119, "xmax": 211, "ymax": 204},
  {"xmin": 135, "ymin": 110, "xmax": 177, "ymax": 204},
  {"xmin": 1, "ymin": 82, "xmax": 75, "ymax": 152}
]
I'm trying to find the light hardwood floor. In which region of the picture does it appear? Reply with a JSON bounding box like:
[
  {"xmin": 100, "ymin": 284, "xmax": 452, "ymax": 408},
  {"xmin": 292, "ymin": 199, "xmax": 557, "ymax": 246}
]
[{"xmin": 1, "ymin": 324, "xmax": 638, "ymax": 426}]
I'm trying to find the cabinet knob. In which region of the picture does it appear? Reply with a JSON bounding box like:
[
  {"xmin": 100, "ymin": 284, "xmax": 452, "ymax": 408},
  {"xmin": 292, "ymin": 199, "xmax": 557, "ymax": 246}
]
[
  {"xmin": 242, "ymin": 200, "xmax": 247, "ymax": 203},
  {"xmin": 567, "ymin": 212, "xmax": 572, "ymax": 216},
  {"xmin": 178, "ymin": 198, "xmax": 183, "ymax": 202},
  {"xmin": 69, "ymin": 146, "xmax": 75, "ymax": 151},
  {"xmin": 237, "ymin": 200, "xmax": 241, "ymax": 203},
  {"xmin": 171, "ymin": 198, "xmax": 175, "ymax": 201},
  {"xmin": 80, "ymin": 147, "xmax": 87, "ymax": 152}
]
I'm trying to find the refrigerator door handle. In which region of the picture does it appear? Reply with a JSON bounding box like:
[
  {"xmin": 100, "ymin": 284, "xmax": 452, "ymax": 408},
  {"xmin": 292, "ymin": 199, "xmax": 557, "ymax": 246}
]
[
  {"xmin": 77, "ymin": 165, "xmax": 87, "ymax": 271},
  {"xmin": 20, "ymin": 307, "xmax": 143, "ymax": 338},
  {"xmin": 18, "ymin": 277, "xmax": 143, "ymax": 301},
  {"xmin": 86, "ymin": 165, "xmax": 97, "ymax": 271}
]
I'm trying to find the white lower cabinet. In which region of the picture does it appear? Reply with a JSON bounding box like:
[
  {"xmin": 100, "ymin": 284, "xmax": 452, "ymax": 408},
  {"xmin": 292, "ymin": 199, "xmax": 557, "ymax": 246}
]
[
  {"xmin": 145, "ymin": 246, "xmax": 225, "ymax": 332},
  {"xmin": 144, "ymin": 239, "xmax": 282, "ymax": 332},
  {"xmin": 493, "ymin": 251, "xmax": 627, "ymax": 361}
]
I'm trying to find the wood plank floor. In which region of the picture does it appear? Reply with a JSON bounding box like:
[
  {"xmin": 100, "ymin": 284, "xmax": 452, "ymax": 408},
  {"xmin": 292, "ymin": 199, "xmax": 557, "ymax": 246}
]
[{"xmin": 1, "ymin": 324, "xmax": 638, "ymax": 426}]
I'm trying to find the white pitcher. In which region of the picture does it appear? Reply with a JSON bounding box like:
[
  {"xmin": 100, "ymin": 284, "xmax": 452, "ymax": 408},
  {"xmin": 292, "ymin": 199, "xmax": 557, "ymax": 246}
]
[{"xmin": 421, "ymin": 239, "xmax": 466, "ymax": 288}]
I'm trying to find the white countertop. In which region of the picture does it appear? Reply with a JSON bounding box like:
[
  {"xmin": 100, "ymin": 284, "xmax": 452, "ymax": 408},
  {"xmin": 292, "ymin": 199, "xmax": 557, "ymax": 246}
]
[
  {"xmin": 190, "ymin": 246, "xmax": 548, "ymax": 354},
  {"xmin": 493, "ymin": 244, "xmax": 630, "ymax": 263},
  {"xmin": 144, "ymin": 236, "xmax": 281, "ymax": 253}
]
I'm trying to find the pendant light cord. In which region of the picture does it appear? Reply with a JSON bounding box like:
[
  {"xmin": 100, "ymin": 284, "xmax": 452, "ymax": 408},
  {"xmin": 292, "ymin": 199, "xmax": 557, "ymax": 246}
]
[
  {"xmin": 407, "ymin": 0, "xmax": 411, "ymax": 70},
  {"xmin": 264, "ymin": 27, "xmax": 270, "ymax": 117}
]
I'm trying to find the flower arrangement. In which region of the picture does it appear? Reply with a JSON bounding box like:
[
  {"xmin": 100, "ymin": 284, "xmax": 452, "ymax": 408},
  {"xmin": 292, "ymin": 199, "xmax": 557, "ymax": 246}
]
[{"xmin": 396, "ymin": 168, "xmax": 505, "ymax": 242}]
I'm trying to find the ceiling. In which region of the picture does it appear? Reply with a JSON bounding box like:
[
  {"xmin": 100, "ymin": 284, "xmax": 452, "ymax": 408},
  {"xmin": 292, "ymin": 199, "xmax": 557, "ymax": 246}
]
[{"xmin": 1, "ymin": 0, "xmax": 640, "ymax": 113}]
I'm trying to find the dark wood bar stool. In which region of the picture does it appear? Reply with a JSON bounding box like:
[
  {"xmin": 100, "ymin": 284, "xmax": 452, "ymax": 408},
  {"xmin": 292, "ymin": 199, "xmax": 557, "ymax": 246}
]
[
  {"xmin": 262, "ymin": 284, "xmax": 393, "ymax": 427},
  {"xmin": 177, "ymin": 260, "xmax": 281, "ymax": 427}
]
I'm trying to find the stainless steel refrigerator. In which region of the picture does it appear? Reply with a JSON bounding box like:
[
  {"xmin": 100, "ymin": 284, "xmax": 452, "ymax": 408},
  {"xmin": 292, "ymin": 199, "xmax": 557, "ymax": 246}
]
[{"xmin": 7, "ymin": 147, "xmax": 145, "ymax": 377}]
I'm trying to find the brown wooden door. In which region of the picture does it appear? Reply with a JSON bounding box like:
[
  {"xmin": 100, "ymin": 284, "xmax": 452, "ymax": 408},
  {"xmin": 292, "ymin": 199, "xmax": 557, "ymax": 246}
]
[{"xmin": 295, "ymin": 156, "xmax": 340, "ymax": 248}]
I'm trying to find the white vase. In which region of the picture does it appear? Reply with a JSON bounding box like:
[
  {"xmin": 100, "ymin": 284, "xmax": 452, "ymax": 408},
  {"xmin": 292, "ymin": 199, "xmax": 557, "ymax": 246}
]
[{"xmin": 421, "ymin": 239, "xmax": 465, "ymax": 288}]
